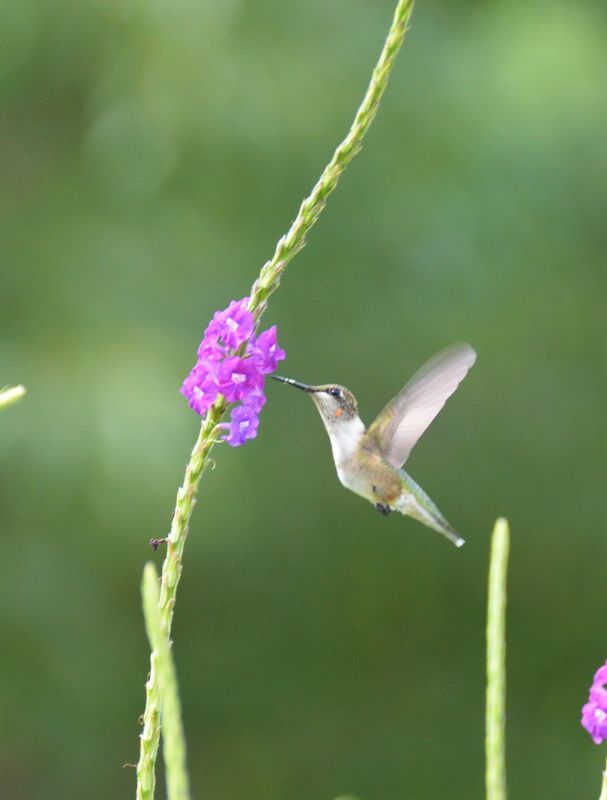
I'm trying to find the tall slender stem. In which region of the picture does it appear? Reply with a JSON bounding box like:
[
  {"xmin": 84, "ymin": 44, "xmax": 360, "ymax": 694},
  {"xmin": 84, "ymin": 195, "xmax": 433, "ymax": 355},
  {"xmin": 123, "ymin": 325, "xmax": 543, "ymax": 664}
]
[
  {"xmin": 486, "ymin": 518, "xmax": 510, "ymax": 800},
  {"xmin": 249, "ymin": 0, "xmax": 415, "ymax": 320},
  {"xmin": 135, "ymin": 2, "xmax": 416, "ymax": 796},
  {"xmin": 136, "ymin": 405, "xmax": 224, "ymax": 800},
  {"xmin": 598, "ymin": 756, "xmax": 607, "ymax": 800},
  {"xmin": 142, "ymin": 563, "xmax": 191, "ymax": 800}
]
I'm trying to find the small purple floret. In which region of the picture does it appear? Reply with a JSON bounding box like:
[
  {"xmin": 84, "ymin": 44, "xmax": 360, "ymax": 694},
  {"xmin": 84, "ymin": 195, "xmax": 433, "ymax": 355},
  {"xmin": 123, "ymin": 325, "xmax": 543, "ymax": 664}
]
[
  {"xmin": 180, "ymin": 297, "xmax": 285, "ymax": 446},
  {"xmin": 215, "ymin": 356, "xmax": 260, "ymax": 403},
  {"xmin": 249, "ymin": 326, "xmax": 286, "ymax": 374},
  {"xmin": 181, "ymin": 363, "xmax": 218, "ymax": 415},
  {"xmin": 203, "ymin": 298, "xmax": 255, "ymax": 351},
  {"xmin": 242, "ymin": 385, "xmax": 267, "ymax": 414},
  {"xmin": 221, "ymin": 404, "xmax": 260, "ymax": 447},
  {"xmin": 581, "ymin": 660, "xmax": 607, "ymax": 743}
]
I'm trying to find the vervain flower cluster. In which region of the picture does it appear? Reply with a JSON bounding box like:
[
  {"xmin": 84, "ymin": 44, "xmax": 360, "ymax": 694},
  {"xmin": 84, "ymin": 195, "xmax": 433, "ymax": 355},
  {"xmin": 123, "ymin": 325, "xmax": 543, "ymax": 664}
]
[
  {"xmin": 581, "ymin": 661, "xmax": 607, "ymax": 743},
  {"xmin": 181, "ymin": 297, "xmax": 285, "ymax": 447}
]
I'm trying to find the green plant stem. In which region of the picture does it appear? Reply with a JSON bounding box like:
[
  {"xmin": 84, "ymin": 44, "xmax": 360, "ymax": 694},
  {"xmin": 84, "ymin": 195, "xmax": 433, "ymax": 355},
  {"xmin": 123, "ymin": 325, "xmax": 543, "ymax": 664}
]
[
  {"xmin": 249, "ymin": 0, "xmax": 415, "ymax": 320},
  {"xmin": 135, "ymin": 2, "xmax": 415, "ymax": 796},
  {"xmin": 137, "ymin": 652, "xmax": 160, "ymax": 800},
  {"xmin": 142, "ymin": 563, "xmax": 191, "ymax": 800},
  {"xmin": 0, "ymin": 385, "xmax": 26, "ymax": 410},
  {"xmin": 136, "ymin": 404, "xmax": 224, "ymax": 800},
  {"xmin": 598, "ymin": 755, "xmax": 607, "ymax": 800},
  {"xmin": 486, "ymin": 518, "xmax": 510, "ymax": 800}
]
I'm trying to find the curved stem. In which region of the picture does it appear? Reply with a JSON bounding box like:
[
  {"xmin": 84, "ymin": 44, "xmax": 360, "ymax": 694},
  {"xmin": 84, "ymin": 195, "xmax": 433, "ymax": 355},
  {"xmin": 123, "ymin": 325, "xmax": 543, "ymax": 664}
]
[
  {"xmin": 135, "ymin": 2, "xmax": 416, "ymax": 796},
  {"xmin": 136, "ymin": 405, "xmax": 224, "ymax": 800}
]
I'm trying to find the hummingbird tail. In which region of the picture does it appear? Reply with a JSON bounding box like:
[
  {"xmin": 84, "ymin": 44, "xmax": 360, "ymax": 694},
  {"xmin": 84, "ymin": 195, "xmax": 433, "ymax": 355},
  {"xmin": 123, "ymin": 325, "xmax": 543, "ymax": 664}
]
[{"xmin": 396, "ymin": 473, "xmax": 465, "ymax": 548}]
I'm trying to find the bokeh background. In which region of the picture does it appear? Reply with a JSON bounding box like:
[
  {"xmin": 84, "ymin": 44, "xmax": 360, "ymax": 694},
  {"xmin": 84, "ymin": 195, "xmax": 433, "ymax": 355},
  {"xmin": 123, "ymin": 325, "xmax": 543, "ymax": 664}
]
[{"xmin": 1, "ymin": 0, "xmax": 605, "ymax": 797}]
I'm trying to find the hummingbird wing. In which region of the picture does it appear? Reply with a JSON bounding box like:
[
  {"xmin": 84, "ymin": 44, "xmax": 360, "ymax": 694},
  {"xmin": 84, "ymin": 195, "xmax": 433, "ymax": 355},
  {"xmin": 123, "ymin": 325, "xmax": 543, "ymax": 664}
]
[{"xmin": 365, "ymin": 343, "xmax": 476, "ymax": 469}]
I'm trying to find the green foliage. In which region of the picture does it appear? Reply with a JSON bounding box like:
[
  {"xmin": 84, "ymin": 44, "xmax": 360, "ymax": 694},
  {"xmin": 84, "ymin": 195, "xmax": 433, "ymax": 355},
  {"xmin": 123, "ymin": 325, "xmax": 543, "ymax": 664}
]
[{"xmin": 1, "ymin": 1, "xmax": 604, "ymax": 799}]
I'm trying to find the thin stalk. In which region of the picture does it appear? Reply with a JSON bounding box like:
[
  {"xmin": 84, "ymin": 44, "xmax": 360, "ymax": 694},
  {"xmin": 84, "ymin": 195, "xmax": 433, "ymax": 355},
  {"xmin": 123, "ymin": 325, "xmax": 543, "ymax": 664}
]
[
  {"xmin": 142, "ymin": 563, "xmax": 191, "ymax": 800},
  {"xmin": 598, "ymin": 755, "xmax": 607, "ymax": 800},
  {"xmin": 249, "ymin": 0, "xmax": 415, "ymax": 321},
  {"xmin": 135, "ymin": 2, "xmax": 416, "ymax": 796},
  {"xmin": 485, "ymin": 518, "xmax": 510, "ymax": 800},
  {"xmin": 137, "ymin": 652, "xmax": 160, "ymax": 800},
  {"xmin": 0, "ymin": 385, "xmax": 26, "ymax": 410},
  {"xmin": 136, "ymin": 404, "xmax": 224, "ymax": 800}
]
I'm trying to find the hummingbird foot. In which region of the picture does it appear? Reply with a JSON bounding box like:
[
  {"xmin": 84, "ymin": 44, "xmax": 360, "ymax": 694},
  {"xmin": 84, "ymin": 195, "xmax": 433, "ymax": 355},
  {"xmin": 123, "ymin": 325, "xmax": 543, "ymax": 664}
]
[{"xmin": 374, "ymin": 503, "xmax": 393, "ymax": 516}]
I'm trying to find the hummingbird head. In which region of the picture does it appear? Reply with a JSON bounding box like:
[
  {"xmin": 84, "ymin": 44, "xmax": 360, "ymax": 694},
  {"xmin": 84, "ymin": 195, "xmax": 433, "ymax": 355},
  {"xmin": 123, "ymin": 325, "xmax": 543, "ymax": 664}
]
[{"xmin": 270, "ymin": 376, "xmax": 359, "ymax": 426}]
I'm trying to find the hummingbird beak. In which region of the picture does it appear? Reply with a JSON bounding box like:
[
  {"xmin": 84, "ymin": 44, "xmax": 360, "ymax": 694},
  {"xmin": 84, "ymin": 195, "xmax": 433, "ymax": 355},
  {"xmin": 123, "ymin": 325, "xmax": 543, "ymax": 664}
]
[{"xmin": 270, "ymin": 375, "xmax": 315, "ymax": 392}]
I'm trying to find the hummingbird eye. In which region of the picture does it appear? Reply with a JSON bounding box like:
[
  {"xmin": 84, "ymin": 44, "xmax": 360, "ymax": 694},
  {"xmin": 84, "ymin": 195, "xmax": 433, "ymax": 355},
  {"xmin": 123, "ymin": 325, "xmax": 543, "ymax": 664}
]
[{"xmin": 328, "ymin": 388, "xmax": 341, "ymax": 398}]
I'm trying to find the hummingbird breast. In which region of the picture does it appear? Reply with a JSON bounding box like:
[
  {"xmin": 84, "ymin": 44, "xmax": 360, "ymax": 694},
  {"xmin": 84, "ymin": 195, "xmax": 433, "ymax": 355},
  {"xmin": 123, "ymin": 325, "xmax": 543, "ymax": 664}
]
[
  {"xmin": 324, "ymin": 416, "xmax": 401, "ymax": 506},
  {"xmin": 336, "ymin": 442, "xmax": 402, "ymax": 507}
]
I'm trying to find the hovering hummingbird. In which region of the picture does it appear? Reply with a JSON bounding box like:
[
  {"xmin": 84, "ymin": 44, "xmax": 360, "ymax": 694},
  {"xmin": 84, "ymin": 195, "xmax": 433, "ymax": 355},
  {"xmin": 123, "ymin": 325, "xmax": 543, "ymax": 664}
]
[{"xmin": 271, "ymin": 343, "xmax": 476, "ymax": 547}]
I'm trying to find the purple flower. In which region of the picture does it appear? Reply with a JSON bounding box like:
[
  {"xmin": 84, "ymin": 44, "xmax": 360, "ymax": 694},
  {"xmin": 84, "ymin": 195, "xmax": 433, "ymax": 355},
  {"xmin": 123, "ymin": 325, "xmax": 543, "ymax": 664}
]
[
  {"xmin": 215, "ymin": 356, "xmax": 262, "ymax": 403},
  {"xmin": 242, "ymin": 386, "xmax": 267, "ymax": 414},
  {"xmin": 197, "ymin": 339, "xmax": 224, "ymax": 364},
  {"xmin": 180, "ymin": 296, "xmax": 285, "ymax": 446},
  {"xmin": 593, "ymin": 664, "xmax": 607, "ymax": 686},
  {"xmin": 180, "ymin": 363, "xmax": 218, "ymax": 414},
  {"xmin": 203, "ymin": 298, "xmax": 254, "ymax": 351},
  {"xmin": 249, "ymin": 326, "xmax": 286, "ymax": 374},
  {"xmin": 582, "ymin": 660, "xmax": 607, "ymax": 743},
  {"xmin": 221, "ymin": 404, "xmax": 260, "ymax": 447}
]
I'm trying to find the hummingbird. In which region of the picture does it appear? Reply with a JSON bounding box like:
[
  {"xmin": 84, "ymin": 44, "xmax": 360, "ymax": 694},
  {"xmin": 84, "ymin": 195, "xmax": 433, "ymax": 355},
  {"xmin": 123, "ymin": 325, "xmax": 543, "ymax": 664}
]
[{"xmin": 271, "ymin": 343, "xmax": 476, "ymax": 547}]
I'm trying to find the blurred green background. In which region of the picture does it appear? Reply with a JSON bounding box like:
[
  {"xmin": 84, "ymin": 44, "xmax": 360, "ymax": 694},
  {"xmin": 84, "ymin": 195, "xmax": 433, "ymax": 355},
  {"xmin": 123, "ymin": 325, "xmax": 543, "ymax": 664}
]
[{"xmin": 1, "ymin": 0, "xmax": 605, "ymax": 797}]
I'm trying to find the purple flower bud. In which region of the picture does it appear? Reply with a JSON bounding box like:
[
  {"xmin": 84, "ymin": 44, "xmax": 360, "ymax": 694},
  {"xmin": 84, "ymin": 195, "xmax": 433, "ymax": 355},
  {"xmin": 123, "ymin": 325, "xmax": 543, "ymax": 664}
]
[{"xmin": 582, "ymin": 660, "xmax": 607, "ymax": 743}]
